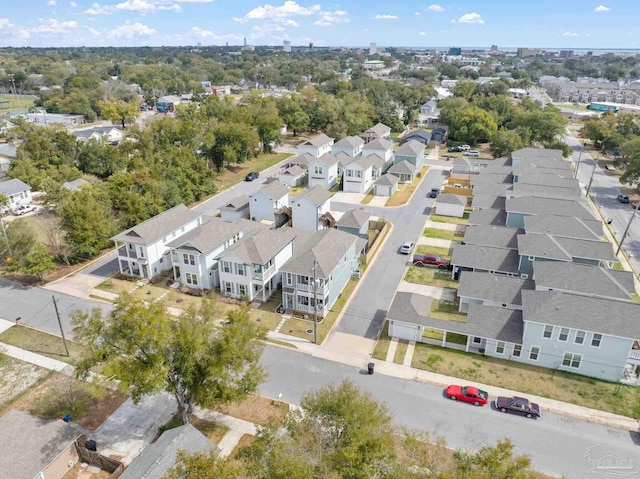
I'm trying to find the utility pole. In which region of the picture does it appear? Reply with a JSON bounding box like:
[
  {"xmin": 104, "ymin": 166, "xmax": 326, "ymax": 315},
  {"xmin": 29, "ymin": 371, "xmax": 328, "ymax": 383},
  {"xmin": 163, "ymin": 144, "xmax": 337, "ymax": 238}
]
[
  {"xmin": 585, "ymin": 161, "xmax": 598, "ymax": 198},
  {"xmin": 616, "ymin": 201, "xmax": 640, "ymax": 256},
  {"xmin": 574, "ymin": 148, "xmax": 582, "ymax": 178},
  {"xmin": 52, "ymin": 296, "xmax": 70, "ymax": 357},
  {"xmin": 8, "ymin": 74, "xmax": 18, "ymax": 104},
  {"xmin": 312, "ymin": 260, "xmax": 318, "ymax": 345}
]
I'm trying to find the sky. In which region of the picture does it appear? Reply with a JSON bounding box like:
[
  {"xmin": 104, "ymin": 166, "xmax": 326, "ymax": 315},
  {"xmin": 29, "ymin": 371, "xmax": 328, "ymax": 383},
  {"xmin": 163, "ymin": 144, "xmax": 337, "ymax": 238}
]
[{"xmin": 0, "ymin": 0, "xmax": 638, "ymax": 48}]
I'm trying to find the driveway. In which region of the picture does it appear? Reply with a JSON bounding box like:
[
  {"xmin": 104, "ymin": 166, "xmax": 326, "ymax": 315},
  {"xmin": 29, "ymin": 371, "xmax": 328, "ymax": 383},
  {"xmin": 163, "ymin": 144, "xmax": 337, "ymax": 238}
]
[{"xmin": 331, "ymin": 191, "xmax": 366, "ymax": 204}]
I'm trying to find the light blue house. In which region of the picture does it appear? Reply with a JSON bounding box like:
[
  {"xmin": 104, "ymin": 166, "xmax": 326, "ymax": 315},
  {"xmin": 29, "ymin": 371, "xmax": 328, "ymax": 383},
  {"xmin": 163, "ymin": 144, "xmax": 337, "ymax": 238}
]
[
  {"xmin": 336, "ymin": 208, "xmax": 371, "ymax": 239},
  {"xmin": 280, "ymin": 229, "xmax": 365, "ymax": 317},
  {"xmin": 394, "ymin": 140, "xmax": 425, "ymax": 170}
]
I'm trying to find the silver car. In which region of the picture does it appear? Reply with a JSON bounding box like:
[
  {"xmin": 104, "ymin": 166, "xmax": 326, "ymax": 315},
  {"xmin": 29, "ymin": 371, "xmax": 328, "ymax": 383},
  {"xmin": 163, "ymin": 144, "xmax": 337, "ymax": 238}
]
[{"xmin": 400, "ymin": 241, "xmax": 415, "ymax": 254}]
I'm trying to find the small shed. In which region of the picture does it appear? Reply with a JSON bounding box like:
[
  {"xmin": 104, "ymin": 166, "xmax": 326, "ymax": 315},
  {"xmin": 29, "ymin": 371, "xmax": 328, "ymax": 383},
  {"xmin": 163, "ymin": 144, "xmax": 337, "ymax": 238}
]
[
  {"xmin": 220, "ymin": 195, "xmax": 250, "ymax": 222},
  {"xmin": 279, "ymin": 164, "xmax": 306, "ymax": 187},
  {"xmin": 435, "ymin": 194, "xmax": 467, "ymax": 218},
  {"xmin": 374, "ymin": 174, "xmax": 399, "ymax": 196},
  {"xmin": 336, "ymin": 208, "xmax": 371, "ymax": 239}
]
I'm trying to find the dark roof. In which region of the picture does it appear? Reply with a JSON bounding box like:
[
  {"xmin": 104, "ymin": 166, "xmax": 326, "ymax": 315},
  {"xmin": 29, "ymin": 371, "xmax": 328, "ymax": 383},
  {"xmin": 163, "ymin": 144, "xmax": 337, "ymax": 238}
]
[
  {"xmin": 458, "ymin": 271, "xmax": 534, "ymax": 306},
  {"xmin": 533, "ymin": 262, "xmax": 634, "ymax": 301},
  {"xmin": 553, "ymin": 236, "xmax": 617, "ymax": 263},
  {"xmin": 463, "ymin": 225, "xmax": 520, "ymax": 250},
  {"xmin": 450, "ymin": 244, "xmax": 521, "ymax": 274},
  {"xmin": 0, "ymin": 409, "xmax": 81, "ymax": 479},
  {"xmin": 120, "ymin": 424, "xmax": 217, "ymax": 479},
  {"xmin": 0, "ymin": 178, "xmax": 30, "ymax": 196},
  {"xmin": 517, "ymin": 234, "xmax": 570, "ymax": 261},
  {"xmin": 405, "ymin": 129, "xmax": 431, "ymax": 143},
  {"xmin": 112, "ymin": 204, "xmax": 201, "ymax": 245},
  {"xmin": 337, "ymin": 208, "xmax": 370, "ymax": 229},
  {"xmin": 522, "ymin": 290, "xmax": 640, "ymax": 339},
  {"xmin": 523, "ymin": 215, "xmax": 602, "ymax": 240},
  {"xmin": 471, "ymin": 195, "xmax": 506, "ymax": 210},
  {"xmin": 467, "ymin": 209, "xmax": 507, "ymax": 226},
  {"xmin": 505, "ymin": 197, "xmax": 595, "ymax": 220}
]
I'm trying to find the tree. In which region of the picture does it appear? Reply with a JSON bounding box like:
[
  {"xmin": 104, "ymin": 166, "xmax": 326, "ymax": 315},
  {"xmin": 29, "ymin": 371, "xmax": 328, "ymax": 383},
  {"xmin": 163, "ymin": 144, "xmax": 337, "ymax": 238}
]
[
  {"xmin": 453, "ymin": 106, "xmax": 498, "ymax": 145},
  {"xmin": 453, "ymin": 439, "xmax": 533, "ymax": 479},
  {"xmin": 204, "ymin": 122, "xmax": 259, "ymax": 172},
  {"xmin": 0, "ymin": 218, "xmax": 36, "ymax": 268},
  {"xmin": 451, "ymin": 80, "xmax": 477, "ymax": 101},
  {"xmin": 59, "ymin": 189, "xmax": 119, "ymax": 257},
  {"xmin": 490, "ymin": 129, "xmax": 524, "ymax": 158},
  {"xmin": 277, "ymin": 96, "xmax": 309, "ymax": 136},
  {"xmin": 21, "ymin": 243, "xmax": 56, "ymax": 281},
  {"xmin": 620, "ymin": 137, "xmax": 640, "ymax": 184},
  {"xmin": 72, "ymin": 297, "xmax": 265, "ymax": 425},
  {"xmin": 98, "ymin": 100, "xmax": 140, "ymax": 128},
  {"xmin": 164, "ymin": 451, "xmax": 243, "ymax": 479},
  {"xmin": 437, "ymin": 97, "xmax": 468, "ymax": 131},
  {"xmin": 0, "ymin": 193, "xmax": 7, "ymax": 208},
  {"xmin": 581, "ymin": 113, "xmax": 617, "ymax": 150}
]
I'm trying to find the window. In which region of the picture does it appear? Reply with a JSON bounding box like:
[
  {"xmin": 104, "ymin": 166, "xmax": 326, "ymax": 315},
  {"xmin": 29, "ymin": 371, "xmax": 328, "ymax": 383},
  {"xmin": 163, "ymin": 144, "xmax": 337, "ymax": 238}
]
[
  {"xmin": 239, "ymin": 284, "xmax": 247, "ymax": 297},
  {"xmin": 345, "ymin": 170, "xmax": 353, "ymax": 177},
  {"xmin": 222, "ymin": 261, "xmax": 231, "ymax": 273},
  {"xmin": 235, "ymin": 263, "xmax": 245, "ymax": 276},
  {"xmin": 473, "ymin": 337, "xmax": 482, "ymax": 344},
  {"xmin": 562, "ymin": 352, "xmax": 582, "ymax": 369},
  {"xmin": 575, "ymin": 330, "xmax": 586, "ymax": 344},
  {"xmin": 495, "ymin": 342, "xmax": 505, "ymax": 355},
  {"xmin": 512, "ymin": 344, "xmax": 522, "ymax": 357},
  {"xmin": 543, "ymin": 325, "xmax": 553, "ymax": 339},
  {"xmin": 591, "ymin": 333, "xmax": 602, "ymax": 347},
  {"xmin": 285, "ymin": 273, "xmax": 293, "ymax": 286},
  {"xmin": 559, "ymin": 328, "xmax": 569, "ymax": 342},
  {"xmin": 314, "ymin": 166, "xmax": 323, "ymax": 175},
  {"xmin": 186, "ymin": 273, "xmax": 198, "ymax": 285},
  {"xmin": 223, "ymin": 282, "xmax": 233, "ymax": 294},
  {"xmin": 528, "ymin": 255, "xmax": 535, "ymax": 261},
  {"xmin": 355, "ymin": 170, "xmax": 362, "ymax": 178},
  {"xmin": 529, "ymin": 346, "xmax": 540, "ymax": 361},
  {"xmin": 183, "ymin": 254, "xmax": 195, "ymax": 266}
]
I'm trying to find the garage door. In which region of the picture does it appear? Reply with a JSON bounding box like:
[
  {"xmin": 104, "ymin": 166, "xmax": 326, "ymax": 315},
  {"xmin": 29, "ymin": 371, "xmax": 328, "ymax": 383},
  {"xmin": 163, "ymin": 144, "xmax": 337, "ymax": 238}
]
[{"xmin": 389, "ymin": 321, "xmax": 419, "ymax": 341}]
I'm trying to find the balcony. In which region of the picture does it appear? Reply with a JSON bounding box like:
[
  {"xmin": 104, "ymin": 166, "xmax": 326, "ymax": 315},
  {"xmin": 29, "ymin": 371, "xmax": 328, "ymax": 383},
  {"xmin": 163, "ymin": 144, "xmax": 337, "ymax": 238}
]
[
  {"xmin": 629, "ymin": 349, "xmax": 640, "ymax": 363},
  {"xmin": 253, "ymin": 264, "xmax": 276, "ymax": 282},
  {"xmin": 117, "ymin": 245, "xmax": 138, "ymax": 259},
  {"xmin": 294, "ymin": 280, "xmax": 328, "ymax": 293},
  {"xmin": 293, "ymin": 303, "xmax": 328, "ymax": 318}
]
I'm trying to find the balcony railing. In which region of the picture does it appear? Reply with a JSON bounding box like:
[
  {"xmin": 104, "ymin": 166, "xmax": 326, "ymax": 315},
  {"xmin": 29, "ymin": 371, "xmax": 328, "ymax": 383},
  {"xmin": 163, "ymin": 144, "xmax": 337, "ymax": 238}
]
[
  {"xmin": 295, "ymin": 281, "xmax": 328, "ymax": 293},
  {"xmin": 253, "ymin": 264, "xmax": 275, "ymax": 281},
  {"xmin": 117, "ymin": 245, "xmax": 138, "ymax": 259},
  {"xmin": 293, "ymin": 303, "xmax": 328, "ymax": 317},
  {"xmin": 629, "ymin": 350, "xmax": 640, "ymax": 361}
]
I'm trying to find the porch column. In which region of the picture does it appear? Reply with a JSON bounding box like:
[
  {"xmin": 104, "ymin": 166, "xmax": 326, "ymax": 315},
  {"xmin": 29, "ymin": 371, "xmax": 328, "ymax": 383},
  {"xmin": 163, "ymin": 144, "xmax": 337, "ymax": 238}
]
[
  {"xmin": 441, "ymin": 331, "xmax": 446, "ymax": 347},
  {"xmin": 465, "ymin": 336, "xmax": 470, "ymax": 353}
]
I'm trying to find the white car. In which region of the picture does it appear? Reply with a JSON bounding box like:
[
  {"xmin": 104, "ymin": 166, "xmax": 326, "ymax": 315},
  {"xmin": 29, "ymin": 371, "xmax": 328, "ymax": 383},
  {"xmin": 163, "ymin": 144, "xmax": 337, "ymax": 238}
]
[
  {"xmin": 459, "ymin": 145, "xmax": 471, "ymax": 151},
  {"xmin": 464, "ymin": 150, "xmax": 480, "ymax": 157},
  {"xmin": 400, "ymin": 241, "xmax": 415, "ymax": 255},
  {"xmin": 13, "ymin": 204, "xmax": 36, "ymax": 216}
]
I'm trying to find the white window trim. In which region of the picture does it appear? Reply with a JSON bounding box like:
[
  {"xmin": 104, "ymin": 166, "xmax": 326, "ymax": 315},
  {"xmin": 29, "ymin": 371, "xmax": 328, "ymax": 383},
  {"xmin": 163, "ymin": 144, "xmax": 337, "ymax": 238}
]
[
  {"xmin": 575, "ymin": 330, "xmax": 586, "ymax": 345},
  {"xmin": 543, "ymin": 325, "xmax": 553, "ymax": 339},
  {"xmin": 529, "ymin": 346, "xmax": 540, "ymax": 361},
  {"xmin": 590, "ymin": 333, "xmax": 603, "ymax": 348},
  {"xmin": 512, "ymin": 344, "xmax": 522, "ymax": 357},
  {"xmin": 558, "ymin": 328, "xmax": 570, "ymax": 342},
  {"xmin": 562, "ymin": 352, "xmax": 582, "ymax": 369},
  {"xmin": 495, "ymin": 342, "xmax": 505, "ymax": 355}
]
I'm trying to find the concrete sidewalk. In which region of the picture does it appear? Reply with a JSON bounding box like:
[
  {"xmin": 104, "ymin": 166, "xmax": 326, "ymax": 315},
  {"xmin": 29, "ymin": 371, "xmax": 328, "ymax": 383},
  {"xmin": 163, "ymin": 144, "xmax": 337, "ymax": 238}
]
[{"xmin": 192, "ymin": 407, "xmax": 258, "ymax": 457}]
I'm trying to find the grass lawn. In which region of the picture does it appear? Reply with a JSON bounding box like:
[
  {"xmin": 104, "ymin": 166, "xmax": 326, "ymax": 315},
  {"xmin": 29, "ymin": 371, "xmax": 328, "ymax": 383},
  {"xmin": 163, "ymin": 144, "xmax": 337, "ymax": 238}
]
[
  {"xmin": 213, "ymin": 152, "xmax": 292, "ymax": 192},
  {"xmin": 288, "ymin": 186, "xmax": 306, "ymax": 198},
  {"xmin": 214, "ymin": 394, "xmax": 289, "ymax": 427},
  {"xmin": 410, "ymin": 342, "xmax": 640, "ymax": 418},
  {"xmin": 423, "ymin": 227, "xmax": 464, "ymax": 241},
  {"xmin": 429, "ymin": 299, "xmax": 467, "ymax": 322},
  {"xmin": 393, "ymin": 340, "xmax": 409, "ymax": 364},
  {"xmin": 231, "ymin": 434, "xmax": 258, "ymax": 456},
  {"xmin": 611, "ymin": 262, "xmax": 625, "ymax": 271},
  {"xmin": 404, "ymin": 267, "xmax": 458, "ymax": 289},
  {"xmin": 191, "ymin": 417, "xmax": 230, "ymax": 445},
  {"xmin": 361, "ymin": 192, "xmax": 374, "ymax": 205},
  {"xmin": 0, "ymin": 95, "xmax": 35, "ymax": 111},
  {"xmin": 250, "ymin": 296, "xmax": 284, "ymax": 332},
  {"xmin": 0, "ymin": 325, "xmax": 85, "ymax": 366},
  {"xmin": 280, "ymin": 274, "xmax": 360, "ymax": 344},
  {"xmin": 429, "ymin": 212, "xmax": 469, "ymax": 225},
  {"xmin": 372, "ymin": 322, "xmax": 392, "ymax": 360},
  {"xmin": 386, "ymin": 166, "xmax": 429, "ymax": 207},
  {"xmin": 416, "ymin": 245, "xmax": 453, "ymax": 258}
]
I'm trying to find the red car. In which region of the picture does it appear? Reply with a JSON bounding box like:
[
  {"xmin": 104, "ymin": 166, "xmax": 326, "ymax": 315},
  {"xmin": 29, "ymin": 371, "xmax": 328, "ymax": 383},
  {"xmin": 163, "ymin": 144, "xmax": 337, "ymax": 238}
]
[
  {"xmin": 445, "ymin": 385, "xmax": 489, "ymax": 406},
  {"xmin": 412, "ymin": 254, "xmax": 451, "ymax": 269}
]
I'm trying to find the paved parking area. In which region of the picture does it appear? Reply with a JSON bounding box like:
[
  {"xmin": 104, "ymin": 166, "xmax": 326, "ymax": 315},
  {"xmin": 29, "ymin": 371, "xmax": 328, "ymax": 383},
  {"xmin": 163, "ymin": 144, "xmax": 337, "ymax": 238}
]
[{"xmin": 331, "ymin": 191, "xmax": 365, "ymax": 204}]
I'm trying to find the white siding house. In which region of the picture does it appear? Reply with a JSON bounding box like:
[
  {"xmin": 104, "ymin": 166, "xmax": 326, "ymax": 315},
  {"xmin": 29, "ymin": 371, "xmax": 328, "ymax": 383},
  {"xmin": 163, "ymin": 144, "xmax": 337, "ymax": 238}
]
[
  {"xmin": 331, "ymin": 136, "xmax": 364, "ymax": 158},
  {"xmin": 0, "ymin": 179, "xmax": 32, "ymax": 209},
  {"xmin": 278, "ymin": 165, "xmax": 307, "ymax": 187},
  {"xmin": 297, "ymin": 134, "xmax": 334, "ymax": 158},
  {"xmin": 374, "ymin": 174, "xmax": 399, "ymax": 196},
  {"xmin": 291, "ymin": 185, "xmax": 333, "ymax": 231},
  {"xmin": 362, "ymin": 138, "xmax": 393, "ymax": 170},
  {"xmin": 435, "ymin": 194, "xmax": 467, "ymax": 217},
  {"xmin": 220, "ymin": 195, "xmax": 250, "ymax": 222},
  {"xmin": 249, "ymin": 181, "xmax": 290, "ymax": 226},
  {"xmin": 343, "ymin": 156, "xmax": 375, "ymax": 194},
  {"xmin": 308, "ymin": 154, "xmax": 339, "ymax": 190}
]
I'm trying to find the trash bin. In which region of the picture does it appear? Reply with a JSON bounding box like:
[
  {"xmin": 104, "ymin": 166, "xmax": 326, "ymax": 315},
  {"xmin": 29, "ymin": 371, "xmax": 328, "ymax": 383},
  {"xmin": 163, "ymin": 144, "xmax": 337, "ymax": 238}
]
[
  {"xmin": 85, "ymin": 439, "xmax": 97, "ymax": 452},
  {"xmin": 367, "ymin": 362, "xmax": 375, "ymax": 375}
]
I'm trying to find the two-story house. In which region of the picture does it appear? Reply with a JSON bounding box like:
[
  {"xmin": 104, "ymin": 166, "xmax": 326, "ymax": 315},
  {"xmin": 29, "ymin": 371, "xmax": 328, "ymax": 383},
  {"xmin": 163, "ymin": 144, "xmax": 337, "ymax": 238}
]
[
  {"xmin": 291, "ymin": 185, "xmax": 333, "ymax": 232},
  {"xmin": 394, "ymin": 140, "xmax": 426, "ymax": 170},
  {"xmin": 0, "ymin": 178, "xmax": 32, "ymax": 209},
  {"xmin": 168, "ymin": 217, "xmax": 260, "ymax": 290},
  {"xmin": 217, "ymin": 227, "xmax": 297, "ymax": 302},
  {"xmin": 308, "ymin": 153, "xmax": 339, "ymax": 190},
  {"xmin": 331, "ymin": 136, "xmax": 364, "ymax": 158},
  {"xmin": 297, "ymin": 134, "xmax": 334, "ymax": 158},
  {"xmin": 281, "ymin": 229, "xmax": 365, "ymax": 318},
  {"xmin": 112, "ymin": 204, "xmax": 202, "ymax": 279},
  {"xmin": 362, "ymin": 138, "xmax": 393, "ymax": 171},
  {"xmin": 343, "ymin": 155, "xmax": 376, "ymax": 194},
  {"xmin": 361, "ymin": 122, "xmax": 391, "ymax": 144},
  {"xmin": 249, "ymin": 181, "xmax": 290, "ymax": 227}
]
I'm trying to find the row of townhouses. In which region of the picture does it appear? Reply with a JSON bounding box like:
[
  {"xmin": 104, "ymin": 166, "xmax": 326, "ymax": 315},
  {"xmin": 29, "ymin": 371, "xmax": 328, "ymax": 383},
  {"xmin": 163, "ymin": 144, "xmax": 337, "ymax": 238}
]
[
  {"xmin": 544, "ymin": 81, "xmax": 640, "ymax": 105},
  {"xmin": 388, "ymin": 147, "xmax": 640, "ymax": 385}
]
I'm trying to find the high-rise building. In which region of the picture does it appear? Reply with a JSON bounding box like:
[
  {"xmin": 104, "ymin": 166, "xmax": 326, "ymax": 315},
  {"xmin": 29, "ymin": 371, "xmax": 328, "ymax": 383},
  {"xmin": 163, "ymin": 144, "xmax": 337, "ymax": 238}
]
[
  {"xmin": 559, "ymin": 50, "xmax": 574, "ymax": 59},
  {"xmin": 448, "ymin": 47, "xmax": 462, "ymax": 56},
  {"xmin": 370, "ymin": 42, "xmax": 377, "ymax": 56},
  {"xmin": 243, "ymin": 37, "xmax": 247, "ymax": 47},
  {"xmin": 283, "ymin": 40, "xmax": 292, "ymax": 53},
  {"xmin": 517, "ymin": 48, "xmax": 538, "ymax": 58},
  {"xmin": 490, "ymin": 44, "xmax": 498, "ymax": 52}
]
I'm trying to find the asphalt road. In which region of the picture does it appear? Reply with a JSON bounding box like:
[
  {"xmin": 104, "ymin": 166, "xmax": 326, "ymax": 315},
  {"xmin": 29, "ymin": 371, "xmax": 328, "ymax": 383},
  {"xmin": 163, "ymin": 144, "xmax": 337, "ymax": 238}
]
[
  {"xmin": 260, "ymin": 345, "xmax": 640, "ymax": 479},
  {"xmin": 332, "ymin": 167, "xmax": 449, "ymax": 338}
]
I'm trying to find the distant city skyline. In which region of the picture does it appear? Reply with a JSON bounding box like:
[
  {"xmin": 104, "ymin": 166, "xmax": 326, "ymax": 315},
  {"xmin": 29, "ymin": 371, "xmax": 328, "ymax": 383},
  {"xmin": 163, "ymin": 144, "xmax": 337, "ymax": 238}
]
[{"xmin": 0, "ymin": 0, "xmax": 637, "ymax": 48}]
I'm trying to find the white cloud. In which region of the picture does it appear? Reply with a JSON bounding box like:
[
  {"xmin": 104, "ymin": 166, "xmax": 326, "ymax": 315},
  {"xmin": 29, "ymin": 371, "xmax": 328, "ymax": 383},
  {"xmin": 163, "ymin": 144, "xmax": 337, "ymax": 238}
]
[
  {"xmin": 419, "ymin": 31, "xmax": 426, "ymax": 36},
  {"xmin": 236, "ymin": 1, "xmax": 320, "ymax": 23},
  {"xmin": 453, "ymin": 12, "xmax": 484, "ymax": 24},
  {"xmin": 414, "ymin": 11, "xmax": 420, "ymax": 16},
  {"xmin": 84, "ymin": 3, "xmax": 112, "ymax": 14},
  {"xmin": 84, "ymin": 0, "xmax": 183, "ymax": 14},
  {"xmin": 69, "ymin": 1, "xmax": 78, "ymax": 5},
  {"xmin": 427, "ymin": 4, "xmax": 444, "ymax": 12},
  {"xmin": 47, "ymin": 0, "xmax": 57, "ymax": 5},
  {"xmin": 107, "ymin": 22, "xmax": 157, "ymax": 38},
  {"xmin": 31, "ymin": 18, "xmax": 79, "ymax": 33},
  {"xmin": 562, "ymin": 31, "xmax": 578, "ymax": 37},
  {"xmin": 594, "ymin": 5, "xmax": 610, "ymax": 12},
  {"xmin": 88, "ymin": 27, "xmax": 101, "ymax": 35},
  {"xmin": 184, "ymin": 26, "xmax": 242, "ymax": 43},
  {"xmin": 0, "ymin": 18, "xmax": 15, "ymax": 29},
  {"xmin": 373, "ymin": 14, "xmax": 397, "ymax": 20},
  {"xmin": 314, "ymin": 10, "xmax": 349, "ymax": 27},
  {"xmin": 585, "ymin": 32, "xmax": 591, "ymax": 37}
]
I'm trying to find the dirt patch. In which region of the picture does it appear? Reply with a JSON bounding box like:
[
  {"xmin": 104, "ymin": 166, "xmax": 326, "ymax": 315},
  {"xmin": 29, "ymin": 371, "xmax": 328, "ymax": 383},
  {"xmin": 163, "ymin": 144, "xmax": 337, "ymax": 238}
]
[
  {"xmin": 190, "ymin": 417, "xmax": 229, "ymax": 445},
  {"xmin": 231, "ymin": 433, "xmax": 257, "ymax": 456},
  {"xmin": 10, "ymin": 373, "xmax": 127, "ymax": 430},
  {"xmin": 0, "ymin": 353, "xmax": 51, "ymax": 408},
  {"xmin": 62, "ymin": 463, "xmax": 111, "ymax": 479},
  {"xmin": 213, "ymin": 395, "xmax": 289, "ymax": 427}
]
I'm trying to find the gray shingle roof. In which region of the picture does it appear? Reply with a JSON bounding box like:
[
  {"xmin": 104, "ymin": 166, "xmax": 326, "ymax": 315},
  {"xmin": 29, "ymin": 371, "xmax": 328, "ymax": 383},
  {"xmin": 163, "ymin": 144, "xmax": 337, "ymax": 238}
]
[
  {"xmin": 512, "ymin": 162, "xmax": 573, "ymax": 177},
  {"xmin": 220, "ymin": 195, "xmax": 250, "ymax": 210},
  {"xmin": 364, "ymin": 122, "xmax": 391, "ymax": 137},
  {"xmin": 511, "ymin": 182, "xmax": 582, "ymax": 200},
  {"xmin": 0, "ymin": 143, "xmax": 17, "ymax": 158},
  {"xmin": 375, "ymin": 173, "xmax": 399, "ymax": 186},
  {"xmin": 521, "ymin": 290, "xmax": 640, "ymax": 339},
  {"xmin": 463, "ymin": 225, "xmax": 520, "ymax": 250},
  {"xmin": 468, "ymin": 209, "xmax": 507, "ymax": 226},
  {"xmin": 281, "ymin": 164, "xmax": 305, "ymax": 177},
  {"xmin": 553, "ymin": 236, "xmax": 617, "ymax": 263},
  {"xmin": 219, "ymin": 227, "xmax": 297, "ymax": 265},
  {"xmin": 0, "ymin": 178, "xmax": 30, "ymax": 196},
  {"xmin": 472, "ymin": 195, "xmax": 506, "ymax": 210},
  {"xmin": 471, "ymin": 183, "xmax": 510, "ymax": 198},
  {"xmin": 458, "ymin": 271, "xmax": 534, "ymax": 306},
  {"xmin": 453, "ymin": 157, "xmax": 472, "ymax": 167},
  {"xmin": 388, "ymin": 160, "xmax": 417, "ymax": 175},
  {"xmin": 287, "ymin": 153, "xmax": 314, "ymax": 167},
  {"xmin": 516, "ymin": 172, "xmax": 578, "ymax": 188},
  {"xmin": 363, "ymin": 138, "xmax": 393, "ymax": 151},
  {"xmin": 297, "ymin": 185, "xmax": 331, "ymax": 206},
  {"xmin": 363, "ymin": 153, "xmax": 385, "ymax": 170},
  {"xmin": 337, "ymin": 208, "xmax": 370, "ymax": 229},
  {"xmin": 387, "ymin": 293, "xmax": 523, "ymax": 343},
  {"xmin": 471, "ymin": 172, "xmax": 513, "ymax": 185},
  {"xmin": 437, "ymin": 193, "xmax": 467, "ymax": 206},
  {"xmin": 533, "ymin": 261, "xmax": 635, "ymax": 301},
  {"xmin": 450, "ymin": 244, "xmax": 521, "ymax": 275},
  {"xmin": 511, "ymin": 147, "xmax": 564, "ymax": 163},
  {"xmin": 281, "ymin": 228, "xmax": 362, "ymax": 278},
  {"xmin": 333, "ymin": 135, "xmax": 364, "ymax": 149},
  {"xmin": 314, "ymin": 152, "xmax": 339, "ymax": 167},
  {"xmin": 255, "ymin": 181, "xmax": 289, "ymax": 201},
  {"xmin": 62, "ymin": 178, "xmax": 90, "ymax": 191},
  {"xmin": 0, "ymin": 409, "xmax": 81, "ymax": 479},
  {"xmin": 335, "ymin": 151, "xmax": 357, "ymax": 169},
  {"xmin": 523, "ymin": 215, "xmax": 602, "ymax": 240},
  {"xmin": 301, "ymin": 133, "xmax": 334, "ymax": 147},
  {"xmin": 72, "ymin": 125, "xmax": 122, "ymax": 139},
  {"xmin": 406, "ymin": 129, "xmax": 431, "ymax": 143},
  {"xmin": 395, "ymin": 140, "xmax": 426, "ymax": 157},
  {"xmin": 505, "ymin": 197, "xmax": 595, "ymax": 220},
  {"xmin": 517, "ymin": 234, "xmax": 570, "ymax": 261},
  {"xmin": 120, "ymin": 424, "xmax": 217, "ymax": 479},
  {"xmin": 352, "ymin": 155, "xmax": 376, "ymax": 169},
  {"xmin": 168, "ymin": 217, "xmax": 259, "ymax": 254},
  {"xmin": 111, "ymin": 204, "xmax": 201, "ymax": 245}
]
